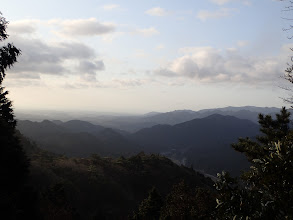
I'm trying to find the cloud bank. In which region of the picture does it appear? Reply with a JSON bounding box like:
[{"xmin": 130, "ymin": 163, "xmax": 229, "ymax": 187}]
[
  {"xmin": 49, "ymin": 18, "xmax": 116, "ymax": 37},
  {"xmin": 7, "ymin": 36, "xmax": 104, "ymax": 82},
  {"xmin": 154, "ymin": 46, "xmax": 284, "ymax": 84}
]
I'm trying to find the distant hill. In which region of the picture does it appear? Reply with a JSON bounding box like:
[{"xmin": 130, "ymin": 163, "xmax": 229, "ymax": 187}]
[
  {"xmin": 131, "ymin": 114, "xmax": 260, "ymax": 175},
  {"xmin": 81, "ymin": 106, "xmax": 282, "ymax": 132},
  {"xmin": 141, "ymin": 106, "xmax": 281, "ymax": 127},
  {"xmin": 19, "ymin": 135, "xmax": 214, "ymax": 219},
  {"xmin": 17, "ymin": 133, "xmax": 214, "ymax": 219},
  {"xmin": 15, "ymin": 106, "xmax": 282, "ymax": 132},
  {"xmin": 59, "ymin": 120, "xmax": 105, "ymax": 134},
  {"xmin": 17, "ymin": 119, "xmax": 139, "ymax": 157},
  {"xmin": 18, "ymin": 114, "xmax": 261, "ymax": 175},
  {"xmin": 202, "ymin": 106, "xmax": 280, "ymax": 114}
]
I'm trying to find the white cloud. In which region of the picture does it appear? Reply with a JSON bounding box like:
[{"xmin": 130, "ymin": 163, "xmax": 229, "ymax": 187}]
[
  {"xmin": 61, "ymin": 78, "xmax": 150, "ymax": 89},
  {"xmin": 145, "ymin": 7, "xmax": 169, "ymax": 16},
  {"xmin": 6, "ymin": 18, "xmax": 116, "ymax": 38},
  {"xmin": 134, "ymin": 27, "xmax": 159, "ymax": 37},
  {"xmin": 154, "ymin": 46, "xmax": 284, "ymax": 84},
  {"xmin": 8, "ymin": 20, "xmax": 40, "ymax": 34},
  {"xmin": 210, "ymin": 0, "xmax": 251, "ymax": 5},
  {"xmin": 210, "ymin": 0, "xmax": 233, "ymax": 5},
  {"xmin": 77, "ymin": 60, "xmax": 105, "ymax": 81},
  {"xmin": 50, "ymin": 18, "xmax": 116, "ymax": 37},
  {"xmin": 197, "ymin": 8, "xmax": 237, "ymax": 21},
  {"xmin": 6, "ymin": 36, "xmax": 104, "ymax": 83},
  {"xmin": 102, "ymin": 4, "xmax": 120, "ymax": 11},
  {"xmin": 112, "ymin": 79, "xmax": 143, "ymax": 87}
]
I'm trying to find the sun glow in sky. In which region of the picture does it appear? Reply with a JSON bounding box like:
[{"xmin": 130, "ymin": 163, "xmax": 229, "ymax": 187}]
[{"xmin": 1, "ymin": 0, "xmax": 292, "ymax": 113}]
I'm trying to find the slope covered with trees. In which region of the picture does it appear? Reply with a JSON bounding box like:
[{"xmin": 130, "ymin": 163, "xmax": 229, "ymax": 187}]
[
  {"xmin": 21, "ymin": 138, "xmax": 214, "ymax": 219},
  {"xmin": 2, "ymin": 6, "xmax": 293, "ymax": 219},
  {"xmin": 0, "ymin": 12, "xmax": 34, "ymax": 219},
  {"xmin": 17, "ymin": 119, "xmax": 140, "ymax": 157},
  {"xmin": 131, "ymin": 114, "xmax": 259, "ymax": 175},
  {"xmin": 213, "ymin": 108, "xmax": 293, "ymax": 219},
  {"xmin": 16, "ymin": 115, "xmax": 260, "ymax": 175}
]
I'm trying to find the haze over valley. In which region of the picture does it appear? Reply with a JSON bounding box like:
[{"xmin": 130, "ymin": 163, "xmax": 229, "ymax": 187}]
[
  {"xmin": 1, "ymin": 0, "xmax": 293, "ymax": 218},
  {"xmin": 16, "ymin": 106, "xmax": 281, "ymax": 175}
]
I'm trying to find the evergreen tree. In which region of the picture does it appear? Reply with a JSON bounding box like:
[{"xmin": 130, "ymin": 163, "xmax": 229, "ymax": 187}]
[
  {"xmin": 0, "ymin": 13, "xmax": 20, "ymax": 84},
  {"xmin": 214, "ymin": 108, "xmax": 293, "ymax": 219},
  {"xmin": 0, "ymin": 12, "xmax": 30, "ymax": 219},
  {"xmin": 160, "ymin": 181, "xmax": 196, "ymax": 220},
  {"xmin": 133, "ymin": 187, "xmax": 163, "ymax": 220}
]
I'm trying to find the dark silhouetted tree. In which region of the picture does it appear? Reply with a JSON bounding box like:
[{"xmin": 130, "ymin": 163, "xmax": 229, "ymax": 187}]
[
  {"xmin": 160, "ymin": 181, "xmax": 198, "ymax": 220},
  {"xmin": 132, "ymin": 187, "xmax": 163, "ymax": 220},
  {"xmin": 215, "ymin": 108, "xmax": 293, "ymax": 219},
  {"xmin": 280, "ymin": 0, "xmax": 293, "ymax": 106},
  {"xmin": 0, "ymin": 12, "xmax": 31, "ymax": 219}
]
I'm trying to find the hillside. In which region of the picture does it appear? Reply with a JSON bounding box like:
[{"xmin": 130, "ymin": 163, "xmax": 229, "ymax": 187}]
[
  {"xmin": 20, "ymin": 136, "xmax": 214, "ymax": 219},
  {"xmin": 131, "ymin": 114, "xmax": 260, "ymax": 175},
  {"xmin": 17, "ymin": 119, "xmax": 139, "ymax": 157},
  {"xmin": 98, "ymin": 107, "xmax": 279, "ymax": 132},
  {"xmin": 17, "ymin": 114, "xmax": 260, "ymax": 175},
  {"xmin": 15, "ymin": 106, "xmax": 281, "ymax": 132}
]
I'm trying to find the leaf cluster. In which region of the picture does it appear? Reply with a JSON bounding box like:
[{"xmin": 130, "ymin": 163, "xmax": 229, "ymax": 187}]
[{"xmin": 215, "ymin": 108, "xmax": 293, "ymax": 219}]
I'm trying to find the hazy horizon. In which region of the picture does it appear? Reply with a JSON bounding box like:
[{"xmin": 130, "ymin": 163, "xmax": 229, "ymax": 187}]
[
  {"xmin": 1, "ymin": 0, "xmax": 292, "ymax": 113},
  {"xmin": 14, "ymin": 105, "xmax": 283, "ymax": 117}
]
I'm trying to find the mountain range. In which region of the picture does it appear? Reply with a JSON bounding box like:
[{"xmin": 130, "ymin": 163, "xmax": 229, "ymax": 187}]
[
  {"xmin": 16, "ymin": 106, "xmax": 273, "ymax": 175},
  {"xmin": 130, "ymin": 114, "xmax": 259, "ymax": 175},
  {"xmin": 15, "ymin": 106, "xmax": 281, "ymax": 132},
  {"xmin": 17, "ymin": 120, "xmax": 139, "ymax": 157},
  {"xmin": 77, "ymin": 106, "xmax": 281, "ymax": 132}
]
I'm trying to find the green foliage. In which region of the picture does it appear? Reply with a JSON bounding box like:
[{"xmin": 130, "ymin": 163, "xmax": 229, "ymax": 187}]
[
  {"xmin": 160, "ymin": 181, "xmax": 216, "ymax": 220},
  {"xmin": 0, "ymin": 12, "xmax": 21, "ymax": 84},
  {"xmin": 215, "ymin": 108, "xmax": 293, "ymax": 219},
  {"xmin": 133, "ymin": 187, "xmax": 163, "ymax": 220},
  {"xmin": 132, "ymin": 180, "xmax": 216, "ymax": 220},
  {"xmin": 160, "ymin": 181, "xmax": 197, "ymax": 219},
  {"xmin": 0, "ymin": 12, "xmax": 32, "ymax": 219},
  {"xmin": 40, "ymin": 182, "xmax": 80, "ymax": 220},
  {"xmin": 25, "ymin": 147, "xmax": 213, "ymax": 219}
]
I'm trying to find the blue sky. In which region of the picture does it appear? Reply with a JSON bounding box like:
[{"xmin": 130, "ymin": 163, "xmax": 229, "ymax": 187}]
[{"xmin": 1, "ymin": 0, "xmax": 292, "ymax": 113}]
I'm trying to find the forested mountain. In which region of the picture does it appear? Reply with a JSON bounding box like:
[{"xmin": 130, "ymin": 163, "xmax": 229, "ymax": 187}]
[
  {"xmin": 19, "ymin": 136, "xmax": 214, "ymax": 219},
  {"xmin": 2, "ymin": 6, "xmax": 292, "ymax": 218},
  {"xmin": 17, "ymin": 114, "xmax": 260, "ymax": 176},
  {"xmin": 131, "ymin": 114, "xmax": 260, "ymax": 175},
  {"xmin": 17, "ymin": 119, "xmax": 139, "ymax": 157},
  {"xmin": 82, "ymin": 107, "xmax": 280, "ymax": 132},
  {"xmin": 15, "ymin": 106, "xmax": 281, "ymax": 132}
]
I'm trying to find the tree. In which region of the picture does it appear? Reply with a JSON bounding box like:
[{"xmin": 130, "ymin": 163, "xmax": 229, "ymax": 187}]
[
  {"xmin": 280, "ymin": 0, "xmax": 293, "ymax": 106},
  {"xmin": 160, "ymin": 181, "xmax": 197, "ymax": 220},
  {"xmin": 214, "ymin": 108, "xmax": 293, "ymax": 219},
  {"xmin": 132, "ymin": 187, "xmax": 163, "ymax": 220},
  {"xmin": 0, "ymin": 13, "xmax": 20, "ymax": 84},
  {"xmin": 0, "ymin": 12, "xmax": 30, "ymax": 218}
]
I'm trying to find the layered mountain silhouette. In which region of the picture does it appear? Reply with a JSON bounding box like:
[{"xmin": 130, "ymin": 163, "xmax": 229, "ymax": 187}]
[
  {"xmin": 17, "ymin": 112, "xmax": 262, "ymax": 175},
  {"xmin": 81, "ymin": 106, "xmax": 280, "ymax": 132},
  {"xmin": 17, "ymin": 120, "xmax": 139, "ymax": 157},
  {"xmin": 15, "ymin": 106, "xmax": 281, "ymax": 132},
  {"xmin": 130, "ymin": 114, "xmax": 260, "ymax": 175}
]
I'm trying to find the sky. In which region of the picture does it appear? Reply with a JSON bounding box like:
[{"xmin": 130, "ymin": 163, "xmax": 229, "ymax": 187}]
[{"xmin": 1, "ymin": 0, "xmax": 293, "ymax": 113}]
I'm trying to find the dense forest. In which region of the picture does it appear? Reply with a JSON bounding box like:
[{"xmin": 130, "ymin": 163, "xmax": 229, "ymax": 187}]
[{"xmin": 1, "ymin": 9, "xmax": 293, "ymax": 220}]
